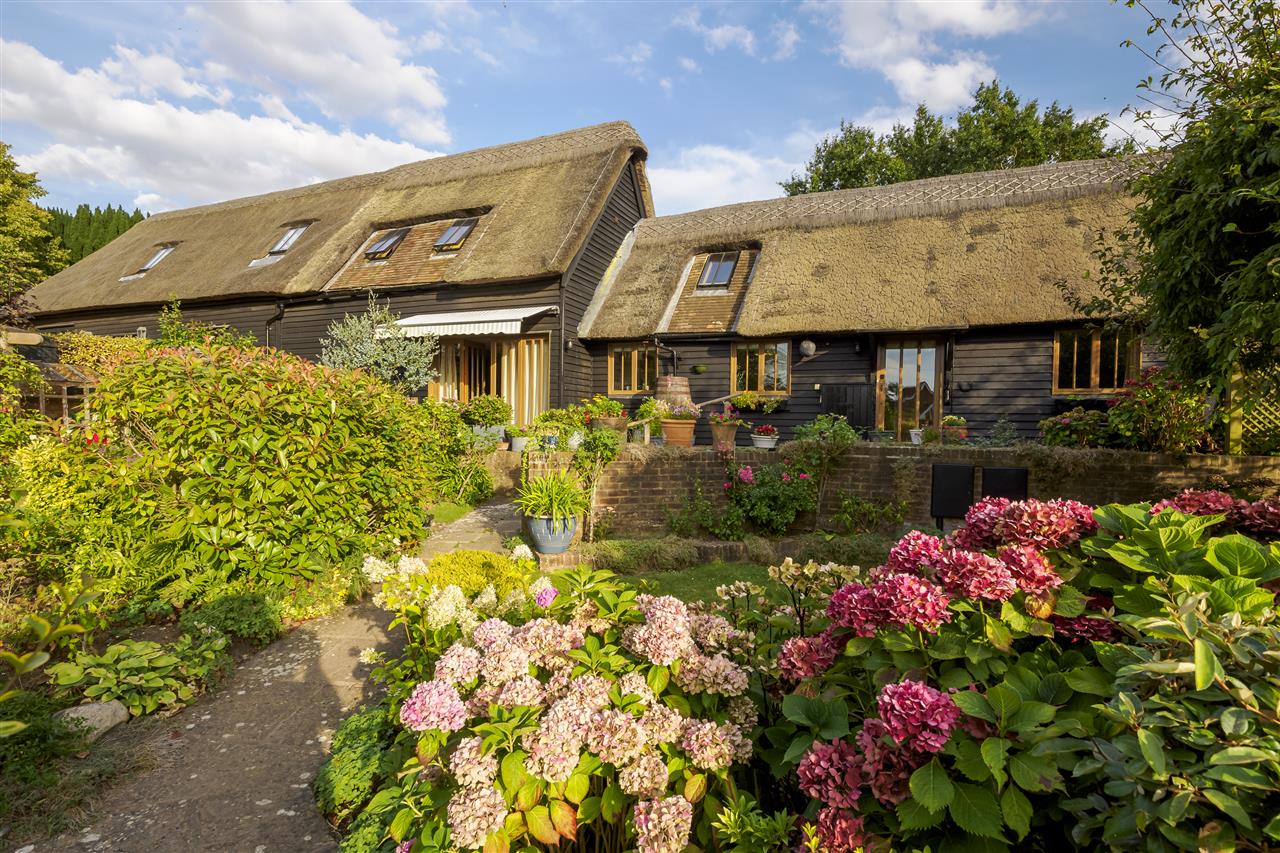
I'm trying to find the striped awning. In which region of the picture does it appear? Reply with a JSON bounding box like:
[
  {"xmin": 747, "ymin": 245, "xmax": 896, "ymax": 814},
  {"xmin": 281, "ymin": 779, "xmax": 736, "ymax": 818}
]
[{"xmin": 395, "ymin": 305, "xmax": 557, "ymax": 337}]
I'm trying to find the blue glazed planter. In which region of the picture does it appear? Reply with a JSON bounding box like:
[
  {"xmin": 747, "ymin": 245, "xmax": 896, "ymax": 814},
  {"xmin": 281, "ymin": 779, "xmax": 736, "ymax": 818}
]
[{"xmin": 527, "ymin": 515, "xmax": 576, "ymax": 555}]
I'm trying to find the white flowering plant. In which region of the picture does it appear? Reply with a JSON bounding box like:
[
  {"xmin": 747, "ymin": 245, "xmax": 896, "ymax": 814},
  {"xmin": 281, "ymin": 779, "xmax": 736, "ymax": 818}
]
[{"xmin": 332, "ymin": 566, "xmax": 763, "ymax": 853}]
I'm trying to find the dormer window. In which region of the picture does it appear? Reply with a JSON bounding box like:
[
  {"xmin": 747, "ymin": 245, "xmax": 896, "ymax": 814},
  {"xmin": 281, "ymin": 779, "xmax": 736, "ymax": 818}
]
[
  {"xmin": 141, "ymin": 245, "xmax": 175, "ymax": 271},
  {"xmin": 433, "ymin": 218, "xmax": 477, "ymax": 253},
  {"xmin": 269, "ymin": 224, "xmax": 309, "ymax": 255},
  {"xmin": 697, "ymin": 251, "xmax": 739, "ymax": 288},
  {"xmin": 365, "ymin": 227, "xmax": 410, "ymax": 261}
]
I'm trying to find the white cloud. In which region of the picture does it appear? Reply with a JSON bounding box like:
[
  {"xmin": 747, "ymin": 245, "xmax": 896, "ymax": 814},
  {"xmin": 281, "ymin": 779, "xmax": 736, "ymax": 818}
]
[
  {"xmin": 678, "ymin": 56, "xmax": 701, "ymax": 73},
  {"xmin": 188, "ymin": 0, "xmax": 450, "ymax": 145},
  {"xmin": 610, "ymin": 42, "xmax": 653, "ymax": 67},
  {"xmin": 101, "ymin": 46, "xmax": 232, "ymax": 104},
  {"xmin": 674, "ymin": 9, "xmax": 757, "ymax": 56},
  {"xmin": 771, "ymin": 21, "xmax": 801, "ymax": 60},
  {"xmin": 809, "ymin": 0, "xmax": 1038, "ymax": 111},
  {"xmin": 659, "ymin": 77, "xmax": 674, "ymax": 95},
  {"xmin": 1, "ymin": 39, "xmax": 439, "ymax": 209},
  {"xmin": 648, "ymin": 144, "xmax": 801, "ymax": 214}
]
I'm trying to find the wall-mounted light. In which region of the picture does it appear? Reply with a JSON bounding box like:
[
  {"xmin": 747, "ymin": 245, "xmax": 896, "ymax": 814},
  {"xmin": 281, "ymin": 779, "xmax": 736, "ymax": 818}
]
[
  {"xmin": 853, "ymin": 338, "xmax": 863, "ymax": 355},
  {"xmin": 799, "ymin": 339, "xmax": 817, "ymax": 358}
]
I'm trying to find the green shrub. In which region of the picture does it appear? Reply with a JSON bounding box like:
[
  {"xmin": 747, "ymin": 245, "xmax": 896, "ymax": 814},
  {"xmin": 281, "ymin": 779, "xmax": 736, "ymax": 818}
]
[
  {"xmin": 179, "ymin": 593, "xmax": 283, "ymax": 646},
  {"xmin": 0, "ymin": 691, "xmax": 87, "ymax": 819},
  {"xmin": 1108, "ymin": 366, "xmax": 1216, "ymax": 453},
  {"xmin": 0, "ymin": 350, "xmax": 47, "ymax": 461},
  {"xmin": 424, "ymin": 550, "xmax": 528, "ymax": 597},
  {"xmin": 315, "ymin": 705, "xmax": 391, "ymax": 825},
  {"xmin": 516, "ymin": 470, "xmax": 589, "ymax": 521},
  {"xmin": 831, "ymin": 492, "xmax": 907, "ymax": 535},
  {"xmin": 15, "ymin": 346, "xmax": 462, "ymax": 609},
  {"xmin": 791, "ymin": 531, "xmax": 895, "ymax": 567},
  {"xmin": 1039, "ymin": 406, "xmax": 1112, "ymax": 447},
  {"xmin": 460, "ymin": 394, "xmax": 511, "ymax": 427},
  {"xmin": 583, "ymin": 537, "xmax": 700, "ymax": 574},
  {"xmin": 49, "ymin": 330, "xmax": 152, "ymax": 373},
  {"xmin": 47, "ymin": 635, "xmax": 230, "ymax": 717},
  {"xmin": 725, "ymin": 462, "xmax": 817, "ymax": 536}
]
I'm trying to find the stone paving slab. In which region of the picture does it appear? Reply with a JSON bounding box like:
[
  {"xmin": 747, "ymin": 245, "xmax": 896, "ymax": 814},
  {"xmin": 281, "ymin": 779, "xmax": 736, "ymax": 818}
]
[
  {"xmin": 420, "ymin": 501, "xmax": 521, "ymax": 559},
  {"xmin": 24, "ymin": 603, "xmax": 401, "ymax": 853}
]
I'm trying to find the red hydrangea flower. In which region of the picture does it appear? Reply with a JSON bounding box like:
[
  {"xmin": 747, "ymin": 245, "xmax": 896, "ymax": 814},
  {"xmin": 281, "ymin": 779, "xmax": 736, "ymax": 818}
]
[
  {"xmin": 934, "ymin": 549, "xmax": 1018, "ymax": 602},
  {"xmin": 1151, "ymin": 488, "xmax": 1242, "ymax": 519},
  {"xmin": 778, "ymin": 631, "xmax": 840, "ymax": 681},
  {"xmin": 885, "ymin": 530, "xmax": 945, "ymax": 573},
  {"xmin": 875, "ymin": 572, "xmax": 953, "ymax": 632},
  {"xmin": 815, "ymin": 807, "xmax": 866, "ymax": 853},
  {"xmin": 950, "ymin": 497, "xmax": 1011, "ymax": 549},
  {"xmin": 827, "ymin": 583, "xmax": 886, "ymax": 637},
  {"xmin": 997, "ymin": 544, "xmax": 1062, "ymax": 595},
  {"xmin": 876, "ymin": 680, "xmax": 961, "ymax": 753},
  {"xmin": 996, "ymin": 498, "xmax": 1091, "ymax": 550},
  {"xmin": 1051, "ymin": 593, "xmax": 1119, "ymax": 642},
  {"xmin": 856, "ymin": 718, "xmax": 923, "ymax": 806},
  {"xmin": 1239, "ymin": 497, "xmax": 1280, "ymax": 539},
  {"xmin": 797, "ymin": 739, "xmax": 864, "ymax": 808}
]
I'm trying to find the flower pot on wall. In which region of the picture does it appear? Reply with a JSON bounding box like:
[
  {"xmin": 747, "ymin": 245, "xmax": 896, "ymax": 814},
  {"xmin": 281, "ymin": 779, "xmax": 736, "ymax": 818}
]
[
  {"xmin": 526, "ymin": 515, "xmax": 577, "ymax": 555},
  {"xmin": 750, "ymin": 435, "xmax": 779, "ymax": 449},
  {"xmin": 661, "ymin": 419, "xmax": 696, "ymax": 447},
  {"xmin": 472, "ymin": 424, "xmax": 506, "ymax": 442},
  {"xmin": 709, "ymin": 423, "xmax": 739, "ymax": 449},
  {"xmin": 909, "ymin": 429, "xmax": 924, "ymax": 445},
  {"xmin": 509, "ymin": 436, "xmax": 529, "ymax": 453},
  {"xmin": 566, "ymin": 430, "xmax": 585, "ymax": 450},
  {"xmin": 592, "ymin": 416, "xmax": 629, "ymax": 440}
]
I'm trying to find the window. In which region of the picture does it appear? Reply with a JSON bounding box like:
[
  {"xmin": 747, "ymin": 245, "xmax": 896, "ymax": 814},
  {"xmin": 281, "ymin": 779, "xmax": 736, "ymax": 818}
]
[
  {"xmin": 1054, "ymin": 327, "xmax": 1141, "ymax": 393},
  {"xmin": 697, "ymin": 251, "xmax": 739, "ymax": 288},
  {"xmin": 269, "ymin": 224, "xmax": 309, "ymax": 255},
  {"xmin": 878, "ymin": 340, "xmax": 941, "ymax": 441},
  {"xmin": 434, "ymin": 218, "xmax": 478, "ymax": 253},
  {"xmin": 732, "ymin": 340, "xmax": 789, "ymax": 394},
  {"xmin": 364, "ymin": 227, "xmax": 410, "ymax": 261},
  {"xmin": 609, "ymin": 343, "xmax": 660, "ymax": 395},
  {"xmin": 140, "ymin": 245, "xmax": 175, "ymax": 271}
]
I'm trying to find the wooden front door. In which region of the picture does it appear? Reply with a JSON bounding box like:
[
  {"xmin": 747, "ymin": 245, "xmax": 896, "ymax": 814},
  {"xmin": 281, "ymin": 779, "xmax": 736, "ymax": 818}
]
[{"xmin": 877, "ymin": 339, "xmax": 942, "ymax": 440}]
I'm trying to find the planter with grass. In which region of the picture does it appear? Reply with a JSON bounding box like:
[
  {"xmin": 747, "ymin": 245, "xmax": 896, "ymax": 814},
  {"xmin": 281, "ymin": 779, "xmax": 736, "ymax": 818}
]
[
  {"xmin": 461, "ymin": 394, "xmax": 511, "ymax": 441},
  {"xmin": 516, "ymin": 470, "xmax": 589, "ymax": 555}
]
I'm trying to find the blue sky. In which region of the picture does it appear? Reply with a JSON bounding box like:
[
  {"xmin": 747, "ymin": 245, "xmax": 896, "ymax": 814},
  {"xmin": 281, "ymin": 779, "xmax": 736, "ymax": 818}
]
[{"xmin": 1, "ymin": 1, "xmax": 1161, "ymax": 216}]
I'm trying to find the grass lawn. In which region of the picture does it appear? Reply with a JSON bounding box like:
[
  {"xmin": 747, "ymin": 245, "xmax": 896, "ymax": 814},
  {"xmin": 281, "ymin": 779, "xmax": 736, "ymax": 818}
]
[
  {"xmin": 618, "ymin": 561, "xmax": 770, "ymax": 603},
  {"xmin": 430, "ymin": 501, "xmax": 473, "ymax": 526}
]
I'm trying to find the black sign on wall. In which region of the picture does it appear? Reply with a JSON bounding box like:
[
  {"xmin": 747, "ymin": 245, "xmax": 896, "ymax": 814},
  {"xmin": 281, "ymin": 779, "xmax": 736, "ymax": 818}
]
[{"xmin": 930, "ymin": 463, "xmax": 975, "ymax": 526}]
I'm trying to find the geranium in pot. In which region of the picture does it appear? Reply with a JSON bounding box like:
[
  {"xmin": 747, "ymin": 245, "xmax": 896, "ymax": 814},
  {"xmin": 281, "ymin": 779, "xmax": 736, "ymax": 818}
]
[
  {"xmin": 708, "ymin": 405, "xmax": 744, "ymax": 450},
  {"xmin": 583, "ymin": 394, "xmax": 628, "ymax": 434},
  {"xmin": 460, "ymin": 394, "xmax": 511, "ymax": 441},
  {"xmin": 751, "ymin": 422, "xmax": 780, "ymax": 449},
  {"xmin": 515, "ymin": 469, "xmax": 589, "ymax": 554},
  {"xmin": 659, "ymin": 401, "xmax": 700, "ymax": 447},
  {"xmin": 941, "ymin": 413, "xmax": 969, "ymax": 443}
]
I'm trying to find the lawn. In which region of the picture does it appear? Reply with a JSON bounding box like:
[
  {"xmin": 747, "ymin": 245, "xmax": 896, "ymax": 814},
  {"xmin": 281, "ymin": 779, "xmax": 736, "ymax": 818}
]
[
  {"xmin": 618, "ymin": 561, "xmax": 770, "ymax": 603},
  {"xmin": 429, "ymin": 501, "xmax": 473, "ymax": 526}
]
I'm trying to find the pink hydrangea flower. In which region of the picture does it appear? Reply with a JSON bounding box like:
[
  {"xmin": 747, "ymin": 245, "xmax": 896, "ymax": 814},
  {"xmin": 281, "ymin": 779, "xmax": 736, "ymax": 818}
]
[
  {"xmin": 535, "ymin": 586, "xmax": 558, "ymax": 608},
  {"xmin": 446, "ymin": 784, "xmax": 506, "ymax": 849},
  {"xmin": 633, "ymin": 796, "xmax": 694, "ymax": 853},
  {"xmin": 996, "ymin": 498, "xmax": 1089, "ymax": 549},
  {"xmin": 876, "ymin": 680, "xmax": 960, "ymax": 753},
  {"xmin": 997, "ymin": 544, "xmax": 1062, "ymax": 595},
  {"xmin": 623, "ymin": 595, "xmax": 695, "ymax": 665},
  {"xmin": 619, "ymin": 751, "xmax": 669, "ymax": 797},
  {"xmin": 586, "ymin": 709, "xmax": 649, "ymax": 767},
  {"xmin": 934, "ymin": 548, "xmax": 1018, "ymax": 602},
  {"xmin": 885, "ymin": 530, "xmax": 945, "ymax": 573},
  {"xmin": 433, "ymin": 642, "xmax": 482, "ymax": 686},
  {"xmin": 472, "ymin": 617, "xmax": 515, "ymax": 650},
  {"xmin": 399, "ymin": 680, "xmax": 466, "ymax": 733},
  {"xmin": 680, "ymin": 719, "xmax": 739, "ymax": 771},
  {"xmin": 951, "ymin": 496, "xmax": 1011, "ymax": 549},
  {"xmin": 778, "ymin": 632, "xmax": 840, "ymax": 681},
  {"xmin": 673, "ymin": 652, "xmax": 749, "ymax": 696},
  {"xmin": 737, "ymin": 466, "xmax": 755, "ymax": 484},
  {"xmin": 826, "ymin": 583, "xmax": 886, "ymax": 637},
  {"xmin": 875, "ymin": 572, "xmax": 953, "ymax": 632},
  {"xmin": 798, "ymin": 739, "xmax": 865, "ymax": 808},
  {"xmin": 856, "ymin": 718, "xmax": 925, "ymax": 806},
  {"xmin": 449, "ymin": 736, "xmax": 497, "ymax": 787},
  {"xmin": 815, "ymin": 807, "xmax": 866, "ymax": 853}
]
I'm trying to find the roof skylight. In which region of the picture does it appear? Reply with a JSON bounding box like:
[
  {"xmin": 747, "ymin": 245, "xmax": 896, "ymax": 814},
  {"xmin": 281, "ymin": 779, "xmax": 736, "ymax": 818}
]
[
  {"xmin": 365, "ymin": 227, "xmax": 410, "ymax": 261},
  {"xmin": 269, "ymin": 224, "xmax": 309, "ymax": 255},
  {"xmin": 697, "ymin": 251, "xmax": 739, "ymax": 288},
  {"xmin": 433, "ymin": 218, "xmax": 478, "ymax": 253}
]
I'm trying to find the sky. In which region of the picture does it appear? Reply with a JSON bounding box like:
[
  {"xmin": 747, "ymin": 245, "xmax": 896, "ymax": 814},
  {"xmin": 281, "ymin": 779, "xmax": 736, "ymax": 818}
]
[{"xmin": 0, "ymin": 0, "xmax": 1163, "ymax": 217}]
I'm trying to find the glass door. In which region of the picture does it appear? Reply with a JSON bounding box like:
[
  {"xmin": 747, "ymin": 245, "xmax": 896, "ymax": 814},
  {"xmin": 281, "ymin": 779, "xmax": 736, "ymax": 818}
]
[{"xmin": 878, "ymin": 340, "xmax": 941, "ymax": 440}]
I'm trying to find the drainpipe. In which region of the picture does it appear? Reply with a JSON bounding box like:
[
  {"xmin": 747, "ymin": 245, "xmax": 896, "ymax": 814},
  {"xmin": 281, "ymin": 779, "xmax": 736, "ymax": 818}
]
[
  {"xmin": 652, "ymin": 337, "xmax": 679, "ymax": 374},
  {"xmin": 264, "ymin": 301, "xmax": 286, "ymax": 350}
]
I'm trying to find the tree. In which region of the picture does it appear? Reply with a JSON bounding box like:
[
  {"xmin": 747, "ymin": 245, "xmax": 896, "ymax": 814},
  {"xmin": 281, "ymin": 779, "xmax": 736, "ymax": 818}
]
[
  {"xmin": 0, "ymin": 143, "xmax": 67, "ymax": 325},
  {"xmin": 320, "ymin": 293, "xmax": 439, "ymax": 392},
  {"xmin": 782, "ymin": 81, "xmax": 1136, "ymax": 195},
  {"xmin": 157, "ymin": 298, "xmax": 258, "ymax": 349},
  {"xmin": 46, "ymin": 203, "xmax": 145, "ymax": 264},
  {"xmin": 1065, "ymin": 0, "xmax": 1280, "ymax": 392}
]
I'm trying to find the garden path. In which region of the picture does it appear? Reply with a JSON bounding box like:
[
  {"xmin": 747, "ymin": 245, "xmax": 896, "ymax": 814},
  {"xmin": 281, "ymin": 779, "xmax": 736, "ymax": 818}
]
[{"xmin": 25, "ymin": 502, "xmax": 519, "ymax": 853}]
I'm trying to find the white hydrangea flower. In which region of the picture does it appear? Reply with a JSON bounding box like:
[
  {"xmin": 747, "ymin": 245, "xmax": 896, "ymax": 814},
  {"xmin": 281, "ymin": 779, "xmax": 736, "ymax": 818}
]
[
  {"xmin": 358, "ymin": 648, "xmax": 384, "ymax": 665},
  {"xmin": 473, "ymin": 585, "xmax": 498, "ymax": 612},
  {"xmin": 511, "ymin": 544, "xmax": 535, "ymax": 561}
]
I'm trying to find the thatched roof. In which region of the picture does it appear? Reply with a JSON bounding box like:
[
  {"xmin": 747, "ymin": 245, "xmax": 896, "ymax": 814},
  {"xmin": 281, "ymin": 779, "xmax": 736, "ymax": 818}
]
[
  {"xmin": 31, "ymin": 122, "xmax": 650, "ymax": 315},
  {"xmin": 581, "ymin": 157, "xmax": 1157, "ymax": 340}
]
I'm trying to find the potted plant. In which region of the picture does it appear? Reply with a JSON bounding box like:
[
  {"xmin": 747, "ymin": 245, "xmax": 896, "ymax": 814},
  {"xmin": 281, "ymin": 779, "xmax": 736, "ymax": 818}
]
[
  {"xmin": 507, "ymin": 425, "xmax": 530, "ymax": 454},
  {"xmin": 751, "ymin": 422, "xmax": 780, "ymax": 449},
  {"xmin": 707, "ymin": 405, "xmax": 743, "ymax": 449},
  {"xmin": 461, "ymin": 394, "xmax": 511, "ymax": 441},
  {"xmin": 515, "ymin": 470, "xmax": 589, "ymax": 555},
  {"xmin": 909, "ymin": 428, "xmax": 924, "ymax": 445},
  {"xmin": 635, "ymin": 397, "xmax": 665, "ymax": 443},
  {"xmin": 730, "ymin": 391, "xmax": 784, "ymax": 414},
  {"xmin": 659, "ymin": 402, "xmax": 700, "ymax": 447},
  {"xmin": 941, "ymin": 414, "xmax": 969, "ymax": 444},
  {"xmin": 584, "ymin": 395, "xmax": 628, "ymax": 435}
]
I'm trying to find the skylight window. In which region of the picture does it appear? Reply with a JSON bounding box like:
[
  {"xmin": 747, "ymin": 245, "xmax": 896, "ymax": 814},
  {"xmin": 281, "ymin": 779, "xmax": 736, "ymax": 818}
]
[
  {"xmin": 433, "ymin": 218, "xmax": 478, "ymax": 253},
  {"xmin": 697, "ymin": 251, "xmax": 739, "ymax": 288},
  {"xmin": 269, "ymin": 224, "xmax": 309, "ymax": 255},
  {"xmin": 141, "ymin": 245, "xmax": 175, "ymax": 271},
  {"xmin": 364, "ymin": 227, "xmax": 410, "ymax": 261}
]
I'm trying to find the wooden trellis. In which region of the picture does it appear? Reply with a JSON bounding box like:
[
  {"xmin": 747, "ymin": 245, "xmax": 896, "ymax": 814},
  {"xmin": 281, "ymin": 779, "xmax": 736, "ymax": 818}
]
[{"xmin": 1228, "ymin": 370, "xmax": 1280, "ymax": 455}]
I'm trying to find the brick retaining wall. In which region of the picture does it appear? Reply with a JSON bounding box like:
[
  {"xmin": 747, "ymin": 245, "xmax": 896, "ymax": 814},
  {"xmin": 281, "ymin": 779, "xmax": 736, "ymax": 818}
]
[{"xmin": 502, "ymin": 444, "xmax": 1280, "ymax": 533}]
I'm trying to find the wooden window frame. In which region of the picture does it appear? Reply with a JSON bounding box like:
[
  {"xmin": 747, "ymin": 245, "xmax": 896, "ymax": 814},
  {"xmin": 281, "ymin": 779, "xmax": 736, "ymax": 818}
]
[
  {"xmin": 1051, "ymin": 327, "xmax": 1142, "ymax": 394},
  {"xmin": 875, "ymin": 339, "xmax": 943, "ymax": 438},
  {"xmin": 608, "ymin": 342, "xmax": 660, "ymax": 396},
  {"xmin": 731, "ymin": 339, "xmax": 791, "ymax": 396}
]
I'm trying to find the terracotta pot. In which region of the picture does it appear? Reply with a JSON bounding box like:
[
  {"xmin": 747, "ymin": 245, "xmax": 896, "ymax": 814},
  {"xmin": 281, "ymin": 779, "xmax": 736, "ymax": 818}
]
[
  {"xmin": 661, "ymin": 419, "xmax": 696, "ymax": 447},
  {"xmin": 592, "ymin": 416, "xmax": 629, "ymax": 436},
  {"xmin": 709, "ymin": 422, "xmax": 739, "ymax": 449}
]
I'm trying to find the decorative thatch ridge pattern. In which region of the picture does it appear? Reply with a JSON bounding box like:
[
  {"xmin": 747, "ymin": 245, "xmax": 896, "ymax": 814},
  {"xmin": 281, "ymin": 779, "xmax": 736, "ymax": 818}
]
[
  {"xmin": 581, "ymin": 157, "xmax": 1159, "ymax": 341},
  {"xmin": 30, "ymin": 122, "xmax": 649, "ymax": 315}
]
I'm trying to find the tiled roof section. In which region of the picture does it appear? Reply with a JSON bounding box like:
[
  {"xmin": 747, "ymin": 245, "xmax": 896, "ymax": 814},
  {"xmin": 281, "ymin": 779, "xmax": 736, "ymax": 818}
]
[
  {"xmin": 636, "ymin": 155, "xmax": 1162, "ymax": 243},
  {"xmin": 664, "ymin": 249, "xmax": 758, "ymax": 334}
]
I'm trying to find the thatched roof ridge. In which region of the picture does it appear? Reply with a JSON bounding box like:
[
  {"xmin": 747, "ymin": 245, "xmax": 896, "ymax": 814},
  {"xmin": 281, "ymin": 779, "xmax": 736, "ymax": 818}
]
[
  {"xmin": 582, "ymin": 156, "xmax": 1155, "ymax": 341},
  {"xmin": 31, "ymin": 122, "xmax": 648, "ymax": 315}
]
